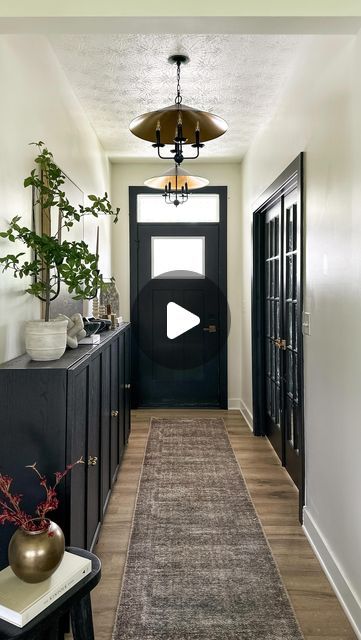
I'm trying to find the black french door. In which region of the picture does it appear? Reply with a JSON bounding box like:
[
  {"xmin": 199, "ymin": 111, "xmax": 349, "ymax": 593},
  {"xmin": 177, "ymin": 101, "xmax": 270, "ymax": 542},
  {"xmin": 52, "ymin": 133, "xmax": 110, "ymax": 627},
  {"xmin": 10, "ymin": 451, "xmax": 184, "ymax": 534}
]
[{"xmin": 252, "ymin": 155, "xmax": 304, "ymax": 518}]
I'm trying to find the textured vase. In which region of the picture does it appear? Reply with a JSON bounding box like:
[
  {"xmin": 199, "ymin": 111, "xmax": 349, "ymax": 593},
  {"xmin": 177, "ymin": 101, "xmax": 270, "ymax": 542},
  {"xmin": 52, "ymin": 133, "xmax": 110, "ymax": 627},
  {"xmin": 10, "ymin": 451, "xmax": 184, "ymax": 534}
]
[
  {"xmin": 8, "ymin": 519, "xmax": 65, "ymax": 583},
  {"xmin": 25, "ymin": 319, "xmax": 67, "ymax": 361}
]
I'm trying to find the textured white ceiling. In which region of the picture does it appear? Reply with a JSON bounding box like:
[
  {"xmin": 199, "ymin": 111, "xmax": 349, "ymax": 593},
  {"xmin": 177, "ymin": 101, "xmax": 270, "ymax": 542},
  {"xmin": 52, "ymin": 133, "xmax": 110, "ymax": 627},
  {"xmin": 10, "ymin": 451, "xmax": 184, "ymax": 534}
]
[{"xmin": 49, "ymin": 34, "xmax": 306, "ymax": 161}]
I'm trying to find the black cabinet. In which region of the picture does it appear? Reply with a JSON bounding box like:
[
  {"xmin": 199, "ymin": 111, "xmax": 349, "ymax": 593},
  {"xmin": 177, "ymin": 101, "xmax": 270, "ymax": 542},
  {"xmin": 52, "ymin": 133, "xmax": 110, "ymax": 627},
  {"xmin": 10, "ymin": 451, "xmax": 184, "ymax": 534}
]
[{"xmin": 0, "ymin": 324, "xmax": 131, "ymax": 570}]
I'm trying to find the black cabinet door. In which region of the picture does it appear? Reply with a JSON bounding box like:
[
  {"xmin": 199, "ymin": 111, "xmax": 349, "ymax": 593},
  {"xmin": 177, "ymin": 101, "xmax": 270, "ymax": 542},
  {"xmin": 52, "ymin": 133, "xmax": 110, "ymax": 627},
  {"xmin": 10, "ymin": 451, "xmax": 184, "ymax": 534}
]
[
  {"xmin": 100, "ymin": 345, "xmax": 111, "ymax": 515},
  {"xmin": 68, "ymin": 365, "xmax": 88, "ymax": 549},
  {"xmin": 124, "ymin": 327, "xmax": 131, "ymax": 443},
  {"xmin": 0, "ymin": 369, "xmax": 67, "ymax": 569},
  {"xmin": 118, "ymin": 333, "xmax": 125, "ymax": 461},
  {"xmin": 87, "ymin": 354, "xmax": 101, "ymax": 550},
  {"xmin": 110, "ymin": 339, "xmax": 119, "ymax": 483}
]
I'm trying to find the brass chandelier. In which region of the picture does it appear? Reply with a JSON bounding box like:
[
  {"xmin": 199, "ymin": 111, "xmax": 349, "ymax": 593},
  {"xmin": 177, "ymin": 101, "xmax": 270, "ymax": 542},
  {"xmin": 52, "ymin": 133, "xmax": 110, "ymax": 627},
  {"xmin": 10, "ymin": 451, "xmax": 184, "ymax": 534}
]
[
  {"xmin": 144, "ymin": 165, "xmax": 209, "ymax": 207},
  {"xmin": 129, "ymin": 54, "xmax": 228, "ymax": 165}
]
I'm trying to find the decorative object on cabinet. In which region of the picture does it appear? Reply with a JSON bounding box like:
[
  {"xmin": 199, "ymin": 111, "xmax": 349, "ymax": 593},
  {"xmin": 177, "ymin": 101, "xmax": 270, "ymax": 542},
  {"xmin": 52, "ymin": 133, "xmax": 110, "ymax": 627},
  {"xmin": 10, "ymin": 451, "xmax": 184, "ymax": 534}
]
[
  {"xmin": 98, "ymin": 304, "xmax": 106, "ymax": 318},
  {"xmin": 83, "ymin": 319, "xmax": 102, "ymax": 336},
  {"xmin": 56, "ymin": 313, "xmax": 86, "ymax": 349},
  {"xmin": 99, "ymin": 280, "xmax": 120, "ymax": 316},
  {"xmin": 92, "ymin": 297, "xmax": 100, "ymax": 319},
  {"xmin": 0, "ymin": 142, "xmax": 120, "ymax": 361},
  {"xmin": 0, "ymin": 324, "xmax": 131, "ymax": 571},
  {"xmin": 24, "ymin": 318, "xmax": 68, "ymax": 362},
  {"xmin": 0, "ymin": 459, "xmax": 83, "ymax": 582}
]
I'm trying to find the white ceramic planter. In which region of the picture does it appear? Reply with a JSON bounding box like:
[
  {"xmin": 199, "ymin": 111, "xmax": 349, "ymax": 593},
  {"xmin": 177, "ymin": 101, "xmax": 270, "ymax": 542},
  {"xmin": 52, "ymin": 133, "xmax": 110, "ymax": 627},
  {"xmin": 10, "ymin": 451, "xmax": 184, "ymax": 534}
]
[{"xmin": 25, "ymin": 319, "xmax": 68, "ymax": 361}]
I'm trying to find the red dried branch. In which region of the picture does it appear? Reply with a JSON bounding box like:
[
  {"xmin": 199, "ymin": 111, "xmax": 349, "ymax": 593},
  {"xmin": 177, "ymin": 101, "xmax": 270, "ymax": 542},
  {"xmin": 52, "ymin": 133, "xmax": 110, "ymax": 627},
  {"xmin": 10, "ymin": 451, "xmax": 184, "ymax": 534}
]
[{"xmin": 0, "ymin": 457, "xmax": 83, "ymax": 531}]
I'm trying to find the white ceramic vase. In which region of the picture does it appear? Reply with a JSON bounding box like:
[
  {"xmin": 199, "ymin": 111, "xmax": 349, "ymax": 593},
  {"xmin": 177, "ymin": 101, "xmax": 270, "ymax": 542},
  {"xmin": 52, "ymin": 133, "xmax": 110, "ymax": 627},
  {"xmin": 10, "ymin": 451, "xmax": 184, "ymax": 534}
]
[{"xmin": 25, "ymin": 319, "xmax": 68, "ymax": 361}]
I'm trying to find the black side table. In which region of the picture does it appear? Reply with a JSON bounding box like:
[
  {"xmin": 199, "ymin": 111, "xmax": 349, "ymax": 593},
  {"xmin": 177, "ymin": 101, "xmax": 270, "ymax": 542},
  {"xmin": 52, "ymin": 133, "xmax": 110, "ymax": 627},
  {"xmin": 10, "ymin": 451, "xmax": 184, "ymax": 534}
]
[{"xmin": 0, "ymin": 547, "xmax": 101, "ymax": 640}]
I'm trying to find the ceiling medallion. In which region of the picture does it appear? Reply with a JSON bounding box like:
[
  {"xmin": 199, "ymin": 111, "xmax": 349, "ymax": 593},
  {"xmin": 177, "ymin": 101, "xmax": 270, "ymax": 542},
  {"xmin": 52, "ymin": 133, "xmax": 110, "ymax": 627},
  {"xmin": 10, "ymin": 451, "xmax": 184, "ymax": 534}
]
[
  {"xmin": 130, "ymin": 54, "xmax": 228, "ymax": 165},
  {"xmin": 144, "ymin": 165, "xmax": 209, "ymax": 207}
]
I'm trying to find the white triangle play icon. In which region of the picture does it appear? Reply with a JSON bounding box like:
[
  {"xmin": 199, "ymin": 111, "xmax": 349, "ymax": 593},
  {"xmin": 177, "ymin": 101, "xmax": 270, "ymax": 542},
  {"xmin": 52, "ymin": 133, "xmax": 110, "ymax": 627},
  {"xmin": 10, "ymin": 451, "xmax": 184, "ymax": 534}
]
[{"xmin": 167, "ymin": 302, "xmax": 200, "ymax": 340}]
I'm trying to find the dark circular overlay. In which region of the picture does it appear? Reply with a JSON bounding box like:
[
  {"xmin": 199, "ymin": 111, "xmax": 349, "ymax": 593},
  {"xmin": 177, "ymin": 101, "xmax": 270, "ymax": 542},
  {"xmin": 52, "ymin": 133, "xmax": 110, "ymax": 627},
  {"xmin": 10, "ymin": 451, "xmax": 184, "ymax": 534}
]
[{"xmin": 132, "ymin": 270, "xmax": 231, "ymax": 370}]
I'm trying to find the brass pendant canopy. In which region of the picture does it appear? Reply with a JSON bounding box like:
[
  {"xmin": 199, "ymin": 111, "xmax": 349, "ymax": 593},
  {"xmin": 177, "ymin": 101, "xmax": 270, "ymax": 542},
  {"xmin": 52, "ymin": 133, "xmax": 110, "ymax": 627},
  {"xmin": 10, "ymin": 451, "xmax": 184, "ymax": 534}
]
[
  {"xmin": 144, "ymin": 165, "xmax": 209, "ymax": 191},
  {"xmin": 130, "ymin": 103, "xmax": 228, "ymax": 145}
]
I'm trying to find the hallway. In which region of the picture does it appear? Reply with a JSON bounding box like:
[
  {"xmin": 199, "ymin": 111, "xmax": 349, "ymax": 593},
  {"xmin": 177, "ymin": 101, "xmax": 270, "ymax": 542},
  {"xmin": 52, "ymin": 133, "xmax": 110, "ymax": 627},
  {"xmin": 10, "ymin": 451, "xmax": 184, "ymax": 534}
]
[
  {"xmin": 92, "ymin": 410, "xmax": 355, "ymax": 640},
  {"xmin": 1, "ymin": 6, "xmax": 361, "ymax": 638}
]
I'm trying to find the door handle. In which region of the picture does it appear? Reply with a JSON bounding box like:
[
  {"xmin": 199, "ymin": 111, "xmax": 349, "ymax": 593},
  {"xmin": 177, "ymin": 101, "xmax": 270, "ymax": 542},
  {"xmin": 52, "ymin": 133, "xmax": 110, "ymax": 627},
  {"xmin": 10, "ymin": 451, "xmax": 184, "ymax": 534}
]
[
  {"xmin": 203, "ymin": 324, "xmax": 217, "ymax": 333},
  {"xmin": 275, "ymin": 338, "xmax": 287, "ymax": 350}
]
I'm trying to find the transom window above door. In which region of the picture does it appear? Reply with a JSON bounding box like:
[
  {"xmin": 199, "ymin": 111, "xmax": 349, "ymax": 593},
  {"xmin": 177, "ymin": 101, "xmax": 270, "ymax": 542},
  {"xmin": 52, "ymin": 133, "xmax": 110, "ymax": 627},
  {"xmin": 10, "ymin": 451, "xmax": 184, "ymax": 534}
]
[{"xmin": 137, "ymin": 193, "xmax": 220, "ymax": 223}]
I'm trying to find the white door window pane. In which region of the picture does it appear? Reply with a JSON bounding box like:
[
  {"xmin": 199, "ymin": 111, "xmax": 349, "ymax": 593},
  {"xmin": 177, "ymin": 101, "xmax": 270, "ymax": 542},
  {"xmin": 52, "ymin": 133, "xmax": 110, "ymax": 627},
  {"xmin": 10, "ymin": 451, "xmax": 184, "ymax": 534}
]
[
  {"xmin": 151, "ymin": 237, "xmax": 205, "ymax": 279},
  {"xmin": 137, "ymin": 194, "xmax": 219, "ymax": 223}
]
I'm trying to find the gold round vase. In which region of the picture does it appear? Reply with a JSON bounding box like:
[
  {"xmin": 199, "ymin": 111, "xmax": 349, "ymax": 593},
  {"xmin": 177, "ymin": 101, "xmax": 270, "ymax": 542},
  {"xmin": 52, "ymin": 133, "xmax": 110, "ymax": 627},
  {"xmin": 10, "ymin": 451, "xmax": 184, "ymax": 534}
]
[{"xmin": 8, "ymin": 519, "xmax": 65, "ymax": 583}]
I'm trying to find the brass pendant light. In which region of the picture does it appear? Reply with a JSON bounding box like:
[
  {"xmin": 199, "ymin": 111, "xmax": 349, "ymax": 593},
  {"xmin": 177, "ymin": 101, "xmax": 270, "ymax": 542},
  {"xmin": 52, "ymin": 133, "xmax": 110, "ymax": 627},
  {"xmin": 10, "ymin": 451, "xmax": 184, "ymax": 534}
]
[
  {"xmin": 129, "ymin": 54, "xmax": 227, "ymax": 165},
  {"xmin": 144, "ymin": 164, "xmax": 209, "ymax": 207}
]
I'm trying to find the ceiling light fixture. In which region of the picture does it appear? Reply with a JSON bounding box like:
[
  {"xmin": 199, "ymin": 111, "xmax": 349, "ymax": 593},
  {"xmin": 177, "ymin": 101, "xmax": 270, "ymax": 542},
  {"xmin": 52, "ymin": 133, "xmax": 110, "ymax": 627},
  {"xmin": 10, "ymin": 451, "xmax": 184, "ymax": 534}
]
[
  {"xmin": 144, "ymin": 164, "xmax": 209, "ymax": 207},
  {"xmin": 129, "ymin": 54, "xmax": 227, "ymax": 165}
]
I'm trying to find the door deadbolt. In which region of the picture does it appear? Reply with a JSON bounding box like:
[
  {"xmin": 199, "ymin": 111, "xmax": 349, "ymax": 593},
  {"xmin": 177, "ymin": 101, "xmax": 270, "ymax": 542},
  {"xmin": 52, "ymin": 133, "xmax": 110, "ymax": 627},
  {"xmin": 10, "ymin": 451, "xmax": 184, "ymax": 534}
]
[{"xmin": 203, "ymin": 324, "xmax": 217, "ymax": 333}]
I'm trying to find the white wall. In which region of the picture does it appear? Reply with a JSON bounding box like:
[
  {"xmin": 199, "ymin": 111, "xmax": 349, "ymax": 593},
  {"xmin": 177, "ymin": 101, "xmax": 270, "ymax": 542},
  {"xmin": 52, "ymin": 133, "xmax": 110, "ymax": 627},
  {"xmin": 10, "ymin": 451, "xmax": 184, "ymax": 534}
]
[
  {"xmin": 0, "ymin": 35, "xmax": 111, "ymax": 364},
  {"xmin": 240, "ymin": 33, "xmax": 361, "ymax": 634},
  {"xmin": 111, "ymin": 162, "xmax": 242, "ymax": 405}
]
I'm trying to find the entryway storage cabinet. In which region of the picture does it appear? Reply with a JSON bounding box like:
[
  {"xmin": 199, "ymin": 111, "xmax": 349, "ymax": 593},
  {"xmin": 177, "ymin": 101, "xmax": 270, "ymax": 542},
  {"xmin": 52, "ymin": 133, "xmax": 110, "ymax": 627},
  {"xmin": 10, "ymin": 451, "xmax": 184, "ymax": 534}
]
[{"xmin": 0, "ymin": 324, "xmax": 131, "ymax": 570}]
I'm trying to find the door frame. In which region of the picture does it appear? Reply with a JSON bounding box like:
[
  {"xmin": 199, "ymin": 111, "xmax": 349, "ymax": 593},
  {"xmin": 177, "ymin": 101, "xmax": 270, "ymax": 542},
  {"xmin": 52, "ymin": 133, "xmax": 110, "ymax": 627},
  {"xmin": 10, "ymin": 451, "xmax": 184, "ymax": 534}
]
[
  {"xmin": 251, "ymin": 154, "xmax": 305, "ymax": 520},
  {"xmin": 129, "ymin": 185, "xmax": 228, "ymax": 409}
]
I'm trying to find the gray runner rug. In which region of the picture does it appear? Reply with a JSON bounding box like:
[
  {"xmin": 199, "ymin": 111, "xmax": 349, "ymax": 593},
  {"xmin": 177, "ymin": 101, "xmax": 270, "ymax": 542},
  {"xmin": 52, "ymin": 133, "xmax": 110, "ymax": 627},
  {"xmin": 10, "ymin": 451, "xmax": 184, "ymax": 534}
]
[{"xmin": 112, "ymin": 417, "xmax": 304, "ymax": 640}]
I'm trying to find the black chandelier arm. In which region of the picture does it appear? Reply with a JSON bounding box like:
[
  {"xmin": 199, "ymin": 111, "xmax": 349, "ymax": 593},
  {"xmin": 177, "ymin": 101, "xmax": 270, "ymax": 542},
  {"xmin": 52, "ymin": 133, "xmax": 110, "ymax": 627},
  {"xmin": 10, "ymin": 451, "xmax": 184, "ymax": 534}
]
[
  {"xmin": 162, "ymin": 170, "xmax": 190, "ymax": 207},
  {"xmin": 155, "ymin": 144, "xmax": 203, "ymax": 163},
  {"xmin": 155, "ymin": 147, "xmax": 179, "ymax": 161},
  {"xmin": 153, "ymin": 124, "xmax": 204, "ymax": 163}
]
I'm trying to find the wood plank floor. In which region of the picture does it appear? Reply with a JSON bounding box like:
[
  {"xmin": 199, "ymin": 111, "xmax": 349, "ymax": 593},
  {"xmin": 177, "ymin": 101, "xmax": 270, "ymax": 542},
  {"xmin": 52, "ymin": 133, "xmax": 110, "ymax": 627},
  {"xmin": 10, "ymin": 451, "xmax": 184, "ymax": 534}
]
[{"xmin": 89, "ymin": 409, "xmax": 356, "ymax": 640}]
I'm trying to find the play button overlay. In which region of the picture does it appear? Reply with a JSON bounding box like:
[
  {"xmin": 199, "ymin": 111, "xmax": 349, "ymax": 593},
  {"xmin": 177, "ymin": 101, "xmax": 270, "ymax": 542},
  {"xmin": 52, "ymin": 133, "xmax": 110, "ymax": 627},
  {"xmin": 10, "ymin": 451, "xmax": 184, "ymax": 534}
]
[
  {"xmin": 167, "ymin": 302, "xmax": 200, "ymax": 340},
  {"xmin": 132, "ymin": 270, "xmax": 231, "ymax": 370}
]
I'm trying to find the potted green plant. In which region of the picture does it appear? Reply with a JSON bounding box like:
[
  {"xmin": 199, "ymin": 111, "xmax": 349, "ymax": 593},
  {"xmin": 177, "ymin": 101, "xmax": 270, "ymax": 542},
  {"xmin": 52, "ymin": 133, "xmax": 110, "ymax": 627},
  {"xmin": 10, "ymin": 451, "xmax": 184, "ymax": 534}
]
[{"xmin": 0, "ymin": 142, "xmax": 119, "ymax": 361}]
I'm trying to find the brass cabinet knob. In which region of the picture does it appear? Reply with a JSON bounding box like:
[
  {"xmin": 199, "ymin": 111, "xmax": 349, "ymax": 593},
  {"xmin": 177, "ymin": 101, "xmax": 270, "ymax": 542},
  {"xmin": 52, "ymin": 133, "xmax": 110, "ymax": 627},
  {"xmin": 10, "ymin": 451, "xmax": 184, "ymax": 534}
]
[
  {"xmin": 88, "ymin": 455, "xmax": 98, "ymax": 466},
  {"xmin": 275, "ymin": 338, "xmax": 287, "ymax": 350},
  {"xmin": 111, "ymin": 410, "xmax": 119, "ymax": 417}
]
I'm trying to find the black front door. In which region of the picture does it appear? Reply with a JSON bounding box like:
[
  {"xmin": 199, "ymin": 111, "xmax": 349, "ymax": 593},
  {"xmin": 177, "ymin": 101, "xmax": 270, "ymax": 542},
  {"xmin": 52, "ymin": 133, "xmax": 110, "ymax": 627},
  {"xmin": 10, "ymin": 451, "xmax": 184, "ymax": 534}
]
[
  {"xmin": 130, "ymin": 187, "xmax": 227, "ymax": 408},
  {"xmin": 252, "ymin": 155, "xmax": 304, "ymax": 517}
]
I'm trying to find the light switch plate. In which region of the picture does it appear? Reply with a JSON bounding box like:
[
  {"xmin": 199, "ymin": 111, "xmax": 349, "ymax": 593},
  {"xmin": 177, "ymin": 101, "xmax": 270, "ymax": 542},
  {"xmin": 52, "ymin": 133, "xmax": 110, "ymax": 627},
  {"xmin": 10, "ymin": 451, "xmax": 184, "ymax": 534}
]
[{"xmin": 302, "ymin": 311, "xmax": 311, "ymax": 336}]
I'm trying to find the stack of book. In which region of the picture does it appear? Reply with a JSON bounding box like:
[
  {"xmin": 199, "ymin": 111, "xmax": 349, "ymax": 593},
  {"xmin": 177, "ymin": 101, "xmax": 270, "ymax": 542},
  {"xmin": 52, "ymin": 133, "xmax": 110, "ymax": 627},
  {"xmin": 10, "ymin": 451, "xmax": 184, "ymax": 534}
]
[{"xmin": 0, "ymin": 551, "xmax": 91, "ymax": 627}]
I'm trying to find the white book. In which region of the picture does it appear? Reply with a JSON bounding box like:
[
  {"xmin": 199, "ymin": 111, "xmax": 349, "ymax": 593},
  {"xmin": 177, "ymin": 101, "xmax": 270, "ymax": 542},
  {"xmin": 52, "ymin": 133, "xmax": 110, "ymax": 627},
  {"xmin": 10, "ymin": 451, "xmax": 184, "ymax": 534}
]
[
  {"xmin": 0, "ymin": 551, "xmax": 92, "ymax": 628},
  {"xmin": 78, "ymin": 334, "xmax": 101, "ymax": 345}
]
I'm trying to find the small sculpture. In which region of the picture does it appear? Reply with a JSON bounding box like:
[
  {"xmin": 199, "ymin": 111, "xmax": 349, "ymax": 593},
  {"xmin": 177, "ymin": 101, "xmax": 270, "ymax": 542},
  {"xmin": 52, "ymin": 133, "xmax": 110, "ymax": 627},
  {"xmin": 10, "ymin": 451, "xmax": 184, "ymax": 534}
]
[
  {"xmin": 92, "ymin": 297, "xmax": 99, "ymax": 318},
  {"xmin": 56, "ymin": 313, "xmax": 87, "ymax": 349}
]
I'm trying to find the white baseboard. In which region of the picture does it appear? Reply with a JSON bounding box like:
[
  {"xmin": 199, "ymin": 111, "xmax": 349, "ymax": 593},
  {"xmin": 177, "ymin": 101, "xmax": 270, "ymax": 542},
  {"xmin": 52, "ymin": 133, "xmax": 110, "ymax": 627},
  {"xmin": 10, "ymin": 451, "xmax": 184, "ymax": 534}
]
[
  {"xmin": 228, "ymin": 398, "xmax": 240, "ymax": 410},
  {"xmin": 240, "ymin": 400, "xmax": 253, "ymax": 431},
  {"xmin": 303, "ymin": 507, "xmax": 361, "ymax": 639}
]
